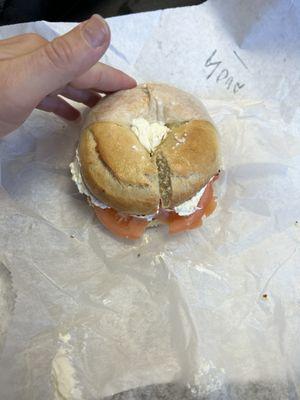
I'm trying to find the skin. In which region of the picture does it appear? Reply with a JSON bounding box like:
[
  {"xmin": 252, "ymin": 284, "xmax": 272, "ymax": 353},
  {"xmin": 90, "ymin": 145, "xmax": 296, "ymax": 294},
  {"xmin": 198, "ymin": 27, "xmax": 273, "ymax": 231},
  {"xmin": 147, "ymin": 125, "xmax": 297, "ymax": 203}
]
[{"xmin": 0, "ymin": 14, "xmax": 136, "ymax": 137}]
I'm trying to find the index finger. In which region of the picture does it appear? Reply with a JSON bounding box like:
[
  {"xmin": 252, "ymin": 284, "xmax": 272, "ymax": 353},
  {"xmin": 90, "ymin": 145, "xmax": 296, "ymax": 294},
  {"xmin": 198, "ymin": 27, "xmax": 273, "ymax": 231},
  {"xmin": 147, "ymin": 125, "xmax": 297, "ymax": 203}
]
[{"xmin": 70, "ymin": 62, "xmax": 136, "ymax": 93}]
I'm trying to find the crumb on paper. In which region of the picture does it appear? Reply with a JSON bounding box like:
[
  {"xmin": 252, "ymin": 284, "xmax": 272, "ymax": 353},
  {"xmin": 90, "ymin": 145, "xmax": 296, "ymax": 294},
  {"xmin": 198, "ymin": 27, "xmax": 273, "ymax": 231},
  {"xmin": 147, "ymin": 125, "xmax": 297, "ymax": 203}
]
[{"xmin": 262, "ymin": 293, "xmax": 268, "ymax": 300}]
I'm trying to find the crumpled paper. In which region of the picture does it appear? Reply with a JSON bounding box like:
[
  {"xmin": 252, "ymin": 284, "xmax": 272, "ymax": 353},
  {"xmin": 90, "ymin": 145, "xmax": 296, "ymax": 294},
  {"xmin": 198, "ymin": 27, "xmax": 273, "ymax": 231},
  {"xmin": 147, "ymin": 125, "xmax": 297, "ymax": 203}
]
[{"xmin": 0, "ymin": 1, "xmax": 300, "ymax": 399}]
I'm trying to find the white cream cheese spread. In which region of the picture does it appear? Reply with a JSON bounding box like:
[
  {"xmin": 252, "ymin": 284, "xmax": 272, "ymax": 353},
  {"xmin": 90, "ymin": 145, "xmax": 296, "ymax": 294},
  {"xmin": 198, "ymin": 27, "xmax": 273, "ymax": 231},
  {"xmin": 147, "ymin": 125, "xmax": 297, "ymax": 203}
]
[
  {"xmin": 70, "ymin": 151, "xmax": 108, "ymax": 209},
  {"xmin": 174, "ymin": 185, "xmax": 207, "ymax": 216},
  {"xmin": 51, "ymin": 333, "xmax": 82, "ymax": 400},
  {"xmin": 130, "ymin": 117, "xmax": 170, "ymax": 153},
  {"xmin": 174, "ymin": 175, "xmax": 216, "ymax": 216}
]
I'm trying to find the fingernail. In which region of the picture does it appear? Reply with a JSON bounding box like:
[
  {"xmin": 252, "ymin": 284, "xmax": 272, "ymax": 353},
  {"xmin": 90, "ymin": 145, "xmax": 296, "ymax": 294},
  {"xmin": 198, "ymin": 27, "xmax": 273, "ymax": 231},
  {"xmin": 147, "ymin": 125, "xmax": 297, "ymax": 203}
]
[{"xmin": 82, "ymin": 14, "xmax": 108, "ymax": 49}]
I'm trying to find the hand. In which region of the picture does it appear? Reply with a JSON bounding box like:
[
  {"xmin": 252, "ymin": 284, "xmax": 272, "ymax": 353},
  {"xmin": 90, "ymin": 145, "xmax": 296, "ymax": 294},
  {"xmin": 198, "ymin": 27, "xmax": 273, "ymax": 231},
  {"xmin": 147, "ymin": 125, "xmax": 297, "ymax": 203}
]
[{"xmin": 0, "ymin": 14, "xmax": 136, "ymax": 137}]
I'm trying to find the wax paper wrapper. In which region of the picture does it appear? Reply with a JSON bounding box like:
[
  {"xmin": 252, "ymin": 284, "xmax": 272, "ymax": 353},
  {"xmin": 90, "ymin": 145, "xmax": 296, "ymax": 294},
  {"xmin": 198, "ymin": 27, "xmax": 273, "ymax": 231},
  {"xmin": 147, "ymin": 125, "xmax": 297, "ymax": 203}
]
[{"xmin": 1, "ymin": 1, "xmax": 300, "ymax": 399}]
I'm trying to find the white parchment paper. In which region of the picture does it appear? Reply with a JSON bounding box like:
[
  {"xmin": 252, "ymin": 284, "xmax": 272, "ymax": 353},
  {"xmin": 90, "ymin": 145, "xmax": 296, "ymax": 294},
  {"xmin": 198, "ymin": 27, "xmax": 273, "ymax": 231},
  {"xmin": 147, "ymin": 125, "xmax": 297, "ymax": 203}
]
[{"xmin": 0, "ymin": 1, "xmax": 300, "ymax": 399}]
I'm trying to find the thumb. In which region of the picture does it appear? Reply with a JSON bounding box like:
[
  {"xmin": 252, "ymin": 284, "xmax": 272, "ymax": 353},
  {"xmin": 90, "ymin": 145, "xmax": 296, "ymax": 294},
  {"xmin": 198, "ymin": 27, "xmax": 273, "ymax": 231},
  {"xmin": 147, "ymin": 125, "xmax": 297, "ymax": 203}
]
[{"xmin": 14, "ymin": 14, "xmax": 110, "ymax": 104}]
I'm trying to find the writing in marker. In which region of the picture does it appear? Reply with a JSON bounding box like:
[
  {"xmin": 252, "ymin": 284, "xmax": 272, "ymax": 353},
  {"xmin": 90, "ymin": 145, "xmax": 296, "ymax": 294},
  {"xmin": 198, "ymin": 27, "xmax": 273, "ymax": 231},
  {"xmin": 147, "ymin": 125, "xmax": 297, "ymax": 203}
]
[{"xmin": 204, "ymin": 49, "xmax": 245, "ymax": 94}]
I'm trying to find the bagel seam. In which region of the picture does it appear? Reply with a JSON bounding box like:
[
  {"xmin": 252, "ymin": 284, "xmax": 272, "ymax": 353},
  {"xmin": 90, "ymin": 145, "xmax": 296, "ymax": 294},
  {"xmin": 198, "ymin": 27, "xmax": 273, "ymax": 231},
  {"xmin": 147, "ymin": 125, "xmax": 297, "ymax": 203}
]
[{"xmin": 155, "ymin": 152, "xmax": 172, "ymax": 208}]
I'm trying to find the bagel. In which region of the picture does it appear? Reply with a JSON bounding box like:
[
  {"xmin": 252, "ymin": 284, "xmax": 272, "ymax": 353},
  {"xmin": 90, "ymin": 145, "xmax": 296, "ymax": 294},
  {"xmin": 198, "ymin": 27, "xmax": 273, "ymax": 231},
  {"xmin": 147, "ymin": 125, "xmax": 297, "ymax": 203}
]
[{"xmin": 70, "ymin": 83, "xmax": 221, "ymax": 238}]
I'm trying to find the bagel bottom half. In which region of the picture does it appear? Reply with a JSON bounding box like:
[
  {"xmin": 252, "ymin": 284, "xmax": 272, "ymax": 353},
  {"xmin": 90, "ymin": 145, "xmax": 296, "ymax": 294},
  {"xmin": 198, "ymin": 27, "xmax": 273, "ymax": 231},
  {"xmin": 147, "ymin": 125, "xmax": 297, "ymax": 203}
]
[{"xmin": 86, "ymin": 173, "xmax": 219, "ymax": 240}]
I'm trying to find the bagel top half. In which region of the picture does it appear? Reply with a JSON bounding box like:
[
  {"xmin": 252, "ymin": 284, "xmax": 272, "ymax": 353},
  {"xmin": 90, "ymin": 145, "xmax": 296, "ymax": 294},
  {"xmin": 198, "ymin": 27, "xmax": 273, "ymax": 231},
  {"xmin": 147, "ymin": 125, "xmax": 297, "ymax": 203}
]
[{"xmin": 78, "ymin": 83, "xmax": 220, "ymax": 215}]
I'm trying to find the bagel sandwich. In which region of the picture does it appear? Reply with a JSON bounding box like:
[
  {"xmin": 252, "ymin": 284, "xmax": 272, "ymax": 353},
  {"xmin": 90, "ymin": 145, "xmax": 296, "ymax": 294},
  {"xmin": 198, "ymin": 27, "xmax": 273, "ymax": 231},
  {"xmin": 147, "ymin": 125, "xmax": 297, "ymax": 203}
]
[{"xmin": 70, "ymin": 83, "xmax": 221, "ymax": 239}]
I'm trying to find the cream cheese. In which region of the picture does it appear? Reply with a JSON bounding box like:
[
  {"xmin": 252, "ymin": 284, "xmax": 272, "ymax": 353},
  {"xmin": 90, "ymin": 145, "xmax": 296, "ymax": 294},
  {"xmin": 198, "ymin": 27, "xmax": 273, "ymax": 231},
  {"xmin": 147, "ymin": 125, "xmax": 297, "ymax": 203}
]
[
  {"xmin": 69, "ymin": 151, "xmax": 156, "ymax": 221},
  {"xmin": 174, "ymin": 175, "xmax": 217, "ymax": 216},
  {"xmin": 174, "ymin": 185, "xmax": 207, "ymax": 216},
  {"xmin": 51, "ymin": 333, "xmax": 82, "ymax": 400},
  {"xmin": 131, "ymin": 117, "xmax": 170, "ymax": 153},
  {"xmin": 70, "ymin": 151, "xmax": 108, "ymax": 209}
]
